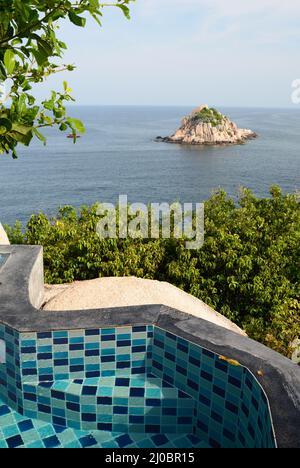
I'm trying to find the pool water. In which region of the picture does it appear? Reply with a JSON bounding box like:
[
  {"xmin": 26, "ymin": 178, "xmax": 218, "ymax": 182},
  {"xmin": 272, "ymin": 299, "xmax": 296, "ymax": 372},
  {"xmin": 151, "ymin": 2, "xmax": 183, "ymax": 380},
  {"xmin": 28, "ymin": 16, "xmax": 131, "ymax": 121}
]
[
  {"xmin": 0, "ymin": 324, "xmax": 276, "ymax": 448},
  {"xmin": 0, "ymin": 254, "xmax": 9, "ymax": 270}
]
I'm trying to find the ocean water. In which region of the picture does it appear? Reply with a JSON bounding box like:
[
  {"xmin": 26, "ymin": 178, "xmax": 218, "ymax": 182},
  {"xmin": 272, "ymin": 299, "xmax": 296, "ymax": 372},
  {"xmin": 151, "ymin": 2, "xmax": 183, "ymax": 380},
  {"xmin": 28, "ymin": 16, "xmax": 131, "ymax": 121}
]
[{"xmin": 0, "ymin": 106, "xmax": 299, "ymax": 226}]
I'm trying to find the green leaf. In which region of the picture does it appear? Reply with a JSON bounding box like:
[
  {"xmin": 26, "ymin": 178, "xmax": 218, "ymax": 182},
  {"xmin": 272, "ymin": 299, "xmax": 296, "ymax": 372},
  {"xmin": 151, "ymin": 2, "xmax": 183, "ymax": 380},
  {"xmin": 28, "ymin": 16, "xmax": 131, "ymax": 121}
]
[
  {"xmin": 17, "ymin": 94, "xmax": 27, "ymax": 115},
  {"xmin": 69, "ymin": 118, "xmax": 86, "ymax": 133},
  {"xmin": 68, "ymin": 12, "xmax": 87, "ymax": 27},
  {"xmin": 33, "ymin": 128, "xmax": 46, "ymax": 145},
  {"xmin": 4, "ymin": 49, "xmax": 16, "ymax": 75},
  {"xmin": 10, "ymin": 123, "xmax": 33, "ymax": 145},
  {"xmin": 31, "ymin": 48, "xmax": 47, "ymax": 66},
  {"xmin": 0, "ymin": 118, "xmax": 12, "ymax": 132}
]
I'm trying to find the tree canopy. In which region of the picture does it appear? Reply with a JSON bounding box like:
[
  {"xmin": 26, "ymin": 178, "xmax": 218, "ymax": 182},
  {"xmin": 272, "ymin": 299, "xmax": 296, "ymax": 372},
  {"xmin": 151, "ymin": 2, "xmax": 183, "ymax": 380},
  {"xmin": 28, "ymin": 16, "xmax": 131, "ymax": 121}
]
[
  {"xmin": 5, "ymin": 187, "xmax": 300, "ymax": 359},
  {"xmin": 0, "ymin": 0, "xmax": 134, "ymax": 158}
]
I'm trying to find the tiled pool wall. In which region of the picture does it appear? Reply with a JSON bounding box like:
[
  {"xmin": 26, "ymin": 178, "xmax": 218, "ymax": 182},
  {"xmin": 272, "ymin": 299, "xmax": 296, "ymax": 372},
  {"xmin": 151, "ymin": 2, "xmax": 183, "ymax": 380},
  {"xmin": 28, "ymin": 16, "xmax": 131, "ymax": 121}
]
[{"xmin": 0, "ymin": 323, "xmax": 276, "ymax": 448}]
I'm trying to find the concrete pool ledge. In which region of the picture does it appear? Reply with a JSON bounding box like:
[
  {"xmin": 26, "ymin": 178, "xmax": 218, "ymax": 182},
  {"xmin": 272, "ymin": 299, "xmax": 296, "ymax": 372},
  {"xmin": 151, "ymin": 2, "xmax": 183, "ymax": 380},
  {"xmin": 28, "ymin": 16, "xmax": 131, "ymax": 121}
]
[{"xmin": 0, "ymin": 244, "xmax": 300, "ymax": 448}]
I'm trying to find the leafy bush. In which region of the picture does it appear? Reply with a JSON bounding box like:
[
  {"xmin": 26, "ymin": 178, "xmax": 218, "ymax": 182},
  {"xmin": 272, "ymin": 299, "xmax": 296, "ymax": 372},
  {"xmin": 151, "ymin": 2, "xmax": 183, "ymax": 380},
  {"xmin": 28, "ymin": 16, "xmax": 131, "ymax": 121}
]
[{"xmin": 5, "ymin": 186, "xmax": 300, "ymax": 359}]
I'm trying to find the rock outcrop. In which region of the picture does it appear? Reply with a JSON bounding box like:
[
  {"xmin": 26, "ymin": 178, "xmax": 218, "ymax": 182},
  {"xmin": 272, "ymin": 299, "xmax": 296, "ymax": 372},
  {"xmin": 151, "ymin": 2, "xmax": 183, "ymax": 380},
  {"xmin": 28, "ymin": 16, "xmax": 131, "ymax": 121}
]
[
  {"xmin": 156, "ymin": 105, "xmax": 256, "ymax": 145},
  {"xmin": 43, "ymin": 277, "xmax": 246, "ymax": 336}
]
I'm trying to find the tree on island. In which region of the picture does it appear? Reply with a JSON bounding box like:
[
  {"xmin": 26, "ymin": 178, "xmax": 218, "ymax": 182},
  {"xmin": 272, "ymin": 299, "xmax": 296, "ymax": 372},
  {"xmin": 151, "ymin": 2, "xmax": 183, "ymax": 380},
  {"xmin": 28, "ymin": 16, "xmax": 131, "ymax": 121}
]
[{"xmin": 0, "ymin": 0, "xmax": 134, "ymax": 158}]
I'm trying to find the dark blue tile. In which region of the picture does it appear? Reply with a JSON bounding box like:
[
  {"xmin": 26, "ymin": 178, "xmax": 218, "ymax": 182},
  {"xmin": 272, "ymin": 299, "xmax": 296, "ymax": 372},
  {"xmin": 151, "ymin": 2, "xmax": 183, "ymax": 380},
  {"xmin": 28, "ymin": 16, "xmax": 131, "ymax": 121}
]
[
  {"xmin": 215, "ymin": 360, "xmax": 228, "ymax": 373},
  {"xmin": 86, "ymin": 371, "xmax": 101, "ymax": 378},
  {"xmin": 177, "ymin": 342, "xmax": 188, "ymax": 353},
  {"xmin": 79, "ymin": 435, "xmax": 98, "ymax": 448},
  {"xmin": 18, "ymin": 419, "xmax": 34, "ymax": 432},
  {"xmin": 97, "ymin": 423, "xmax": 112, "ymax": 431},
  {"xmin": 54, "ymin": 359, "xmax": 68, "ymax": 366},
  {"xmin": 178, "ymin": 416, "xmax": 192, "ymax": 424},
  {"xmin": 85, "ymin": 349, "xmax": 99, "ymax": 357},
  {"xmin": 24, "ymin": 393, "xmax": 37, "ymax": 402},
  {"xmin": 166, "ymin": 332, "xmax": 176, "ymax": 341},
  {"xmin": 51, "ymin": 390, "xmax": 65, "ymax": 401},
  {"xmin": 176, "ymin": 365, "xmax": 187, "ymax": 376},
  {"xmin": 211, "ymin": 410, "xmax": 223, "ymax": 424},
  {"xmin": 188, "ymin": 379, "xmax": 199, "ymax": 391},
  {"xmin": 39, "ymin": 381, "xmax": 54, "ymax": 388},
  {"xmin": 21, "ymin": 347, "xmax": 36, "ymax": 354},
  {"xmin": 101, "ymin": 356, "xmax": 115, "ymax": 363},
  {"xmin": 134, "ymin": 367, "xmax": 147, "ymax": 377},
  {"xmin": 70, "ymin": 344, "xmax": 84, "ymax": 351},
  {"xmin": 153, "ymin": 339, "xmax": 164, "ymax": 349},
  {"xmin": 225, "ymin": 401, "xmax": 238, "ymax": 414},
  {"xmin": 189, "ymin": 356, "xmax": 201, "ymax": 367},
  {"xmin": 116, "ymin": 434, "xmax": 133, "ymax": 448},
  {"xmin": 82, "ymin": 386, "xmax": 97, "ymax": 396},
  {"xmin": 130, "ymin": 388, "xmax": 145, "ymax": 397},
  {"xmin": 228, "ymin": 375, "xmax": 241, "ymax": 388},
  {"xmin": 85, "ymin": 329, "xmax": 100, "ymax": 336},
  {"xmin": 197, "ymin": 420, "xmax": 208, "ymax": 432},
  {"xmin": 53, "ymin": 338, "xmax": 68, "ymax": 345},
  {"xmin": 113, "ymin": 406, "xmax": 128, "ymax": 415},
  {"xmin": 115, "ymin": 378, "xmax": 130, "ymax": 387},
  {"xmin": 53, "ymin": 416, "xmax": 66, "ymax": 427},
  {"xmin": 162, "ymin": 407, "xmax": 177, "ymax": 416},
  {"xmin": 117, "ymin": 340, "xmax": 131, "ymax": 347},
  {"xmin": 164, "ymin": 352, "xmax": 175, "ymax": 362},
  {"xmin": 201, "ymin": 370, "xmax": 213, "ymax": 382},
  {"xmin": 209, "ymin": 437, "xmax": 221, "ymax": 448},
  {"xmin": 151, "ymin": 434, "xmax": 169, "ymax": 446},
  {"xmin": 199, "ymin": 394, "xmax": 210, "ymax": 407},
  {"xmin": 223, "ymin": 428, "xmax": 235, "ymax": 442},
  {"xmin": 0, "ymin": 405, "xmax": 11, "ymax": 416},
  {"xmin": 70, "ymin": 365, "xmax": 84, "ymax": 372},
  {"xmin": 101, "ymin": 335, "xmax": 115, "ymax": 342},
  {"xmin": 37, "ymin": 353, "xmax": 53, "ymax": 360},
  {"xmin": 82, "ymin": 413, "xmax": 96, "ymax": 422},
  {"xmin": 133, "ymin": 326, "xmax": 146, "ymax": 333},
  {"xmin": 248, "ymin": 422, "xmax": 255, "ymax": 439},
  {"xmin": 97, "ymin": 397, "xmax": 112, "ymax": 405},
  {"xmin": 38, "ymin": 404, "xmax": 51, "ymax": 414},
  {"xmin": 145, "ymin": 425, "xmax": 160, "ymax": 433},
  {"xmin": 213, "ymin": 385, "xmax": 225, "ymax": 398},
  {"xmin": 37, "ymin": 332, "xmax": 52, "ymax": 339},
  {"xmin": 117, "ymin": 361, "xmax": 130, "ymax": 369},
  {"xmin": 43, "ymin": 435, "xmax": 60, "ymax": 448},
  {"xmin": 6, "ymin": 435, "xmax": 24, "ymax": 448},
  {"xmin": 132, "ymin": 346, "xmax": 146, "ymax": 353},
  {"xmin": 67, "ymin": 402, "xmax": 80, "ymax": 412},
  {"xmin": 129, "ymin": 415, "xmax": 144, "ymax": 424},
  {"xmin": 23, "ymin": 369, "xmax": 37, "ymax": 376},
  {"xmin": 146, "ymin": 399, "xmax": 161, "ymax": 407}
]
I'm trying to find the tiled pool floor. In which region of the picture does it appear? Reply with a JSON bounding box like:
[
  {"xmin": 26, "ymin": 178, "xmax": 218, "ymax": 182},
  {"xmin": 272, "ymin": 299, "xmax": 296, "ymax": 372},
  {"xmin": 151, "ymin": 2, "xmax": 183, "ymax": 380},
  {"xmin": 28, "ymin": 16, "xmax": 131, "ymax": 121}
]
[
  {"xmin": 23, "ymin": 374, "xmax": 196, "ymax": 434},
  {"xmin": 0, "ymin": 398, "xmax": 209, "ymax": 448}
]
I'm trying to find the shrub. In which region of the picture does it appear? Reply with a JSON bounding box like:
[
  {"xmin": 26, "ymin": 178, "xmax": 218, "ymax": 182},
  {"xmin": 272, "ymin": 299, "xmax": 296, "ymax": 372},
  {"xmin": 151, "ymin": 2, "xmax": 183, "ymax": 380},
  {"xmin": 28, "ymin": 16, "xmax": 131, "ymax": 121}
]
[{"xmin": 6, "ymin": 186, "xmax": 300, "ymax": 359}]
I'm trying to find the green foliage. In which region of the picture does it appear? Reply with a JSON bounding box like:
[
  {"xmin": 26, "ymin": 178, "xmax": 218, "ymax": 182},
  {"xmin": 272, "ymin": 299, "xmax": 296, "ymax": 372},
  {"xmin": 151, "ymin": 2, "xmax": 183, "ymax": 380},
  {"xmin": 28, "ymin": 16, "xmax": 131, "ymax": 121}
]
[
  {"xmin": 0, "ymin": 0, "xmax": 134, "ymax": 158},
  {"xmin": 194, "ymin": 107, "xmax": 225, "ymax": 127},
  {"xmin": 6, "ymin": 186, "xmax": 300, "ymax": 359}
]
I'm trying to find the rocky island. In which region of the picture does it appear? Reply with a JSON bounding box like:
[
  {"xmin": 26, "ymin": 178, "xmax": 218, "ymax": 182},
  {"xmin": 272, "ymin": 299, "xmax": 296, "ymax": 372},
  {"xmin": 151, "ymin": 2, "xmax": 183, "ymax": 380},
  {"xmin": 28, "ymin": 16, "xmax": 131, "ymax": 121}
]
[{"xmin": 156, "ymin": 105, "xmax": 257, "ymax": 145}]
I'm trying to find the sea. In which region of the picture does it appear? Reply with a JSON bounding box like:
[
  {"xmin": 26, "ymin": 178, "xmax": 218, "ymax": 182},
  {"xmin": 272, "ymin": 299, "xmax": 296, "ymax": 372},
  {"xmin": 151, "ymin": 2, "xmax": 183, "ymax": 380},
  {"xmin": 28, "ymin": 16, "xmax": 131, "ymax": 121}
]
[{"xmin": 0, "ymin": 106, "xmax": 299, "ymax": 226}]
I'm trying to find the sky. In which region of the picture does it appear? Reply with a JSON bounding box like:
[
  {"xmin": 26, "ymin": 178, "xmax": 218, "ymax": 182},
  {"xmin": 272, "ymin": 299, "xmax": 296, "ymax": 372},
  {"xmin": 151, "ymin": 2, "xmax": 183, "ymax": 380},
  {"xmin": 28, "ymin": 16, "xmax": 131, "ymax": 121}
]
[{"xmin": 34, "ymin": 0, "xmax": 300, "ymax": 108}]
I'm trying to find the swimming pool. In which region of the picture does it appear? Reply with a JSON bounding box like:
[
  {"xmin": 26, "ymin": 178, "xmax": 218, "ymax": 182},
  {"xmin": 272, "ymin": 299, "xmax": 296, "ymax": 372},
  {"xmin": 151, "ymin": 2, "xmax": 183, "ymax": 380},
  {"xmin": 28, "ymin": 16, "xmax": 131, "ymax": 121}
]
[
  {"xmin": 0, "ymin": 245, "xmax": 299, "ymax": 448},
  {"xmin": 0, "ymin": 254, "xmax": 9, "ymax": 270},
  {"xmin": 0, "ymin": 323, "xmax": 276, "ymax": 448}
]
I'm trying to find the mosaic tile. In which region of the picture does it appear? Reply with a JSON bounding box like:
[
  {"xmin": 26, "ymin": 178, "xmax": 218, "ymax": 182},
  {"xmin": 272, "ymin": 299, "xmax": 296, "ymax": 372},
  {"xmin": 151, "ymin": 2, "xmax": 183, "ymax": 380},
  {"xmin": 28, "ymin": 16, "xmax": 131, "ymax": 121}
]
[{"xmin": 0, "ymin": 323, "xmax": 276, "ymax": 448}]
